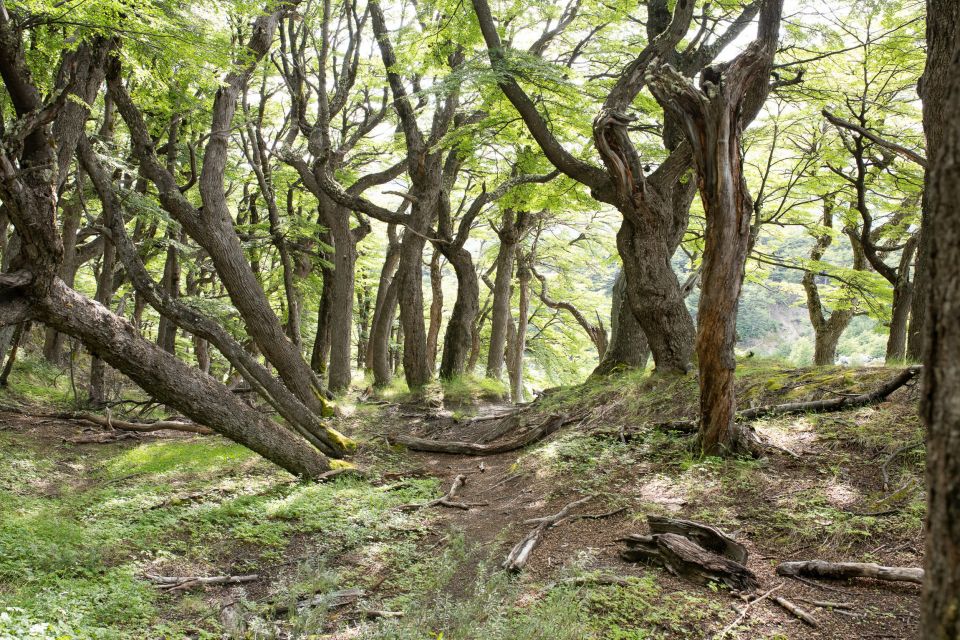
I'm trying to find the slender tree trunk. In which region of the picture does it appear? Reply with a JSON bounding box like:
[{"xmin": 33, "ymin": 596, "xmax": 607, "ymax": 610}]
[
  {"xmin": 468, "ymin": 298, "xmax": 490, "ymax": 374},
  {"xmin": 356, "ymin": 283, "xmax": 372, "ymax": 370},
  {"xmin": 371, "ymin": 276, "xmax": 400, "ymax": 387},
  {"xmin": 487, "ymin": 208, "xmax": 522, "ymax": 379},
  {"xmin": 921, "ymin": 3, "xmax": 960, "ymax": 631},
  {"xmin": 507, "ymin": 254, "xmax": 531, "ymax": 402},
  {"xmin": 367, "ymin": 225, "xmax": 401, "ymax": 373},
  {"xmin": 593, "ymin": 270, "xmax": 650, "ymax": 375},
  {"xmin": 88, "ymin": 238, "xmax": 116, "ymax": 406},
  {"xmin": 886, "ymin": 281, "xmax": 913, "ymax": 362},
  {"xmin": 426, "ymin": 249, "xmax": 443, "ymax": 373},
  {"xmin": 43, "ymin": 197, "xmax": 81, "ymax": 364},
  {"xmin": 0, "ymin": 321, "xmax": 29, "ymax": 386},
  {"xmin": 156, "ymin": 228, "xmax": 181, "ymax": 354},
  {"xmin": 311, "ymin": 228, "xmax": 334, "ymax": 375},
  {"xmin": 438, "ymin": 245, "xmax": 479, "ymax": 380}
]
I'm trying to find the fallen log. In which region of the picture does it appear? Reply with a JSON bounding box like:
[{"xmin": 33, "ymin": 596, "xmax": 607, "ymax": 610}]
[
  {"xmin": 503, "ymin": 496, "xmax": 593, "ymax": 572},
  {"xmin": 646, "ymin": 516, "xmax": 748, "ymax": 564},
  {"xmin": 772, "ymin": 595, "xmax": 819, "ymax": 627},
  {"xmin": 389, "ymin": 413, "xmax": 578, "ymax": 456},
  {"xmin": 776, "ymin": 560, "xmax": 923, "ymax": 584},
  {"xmin": 67, "ymin": 412, "xmax": 214, "ymax": 435},
  {"xmin": 146, "ymin": 573, "xmax": 259, "ymax": 591},
  {"xmin": 621, "ymin": 533, "xmax": 759, "ymax": 592}
]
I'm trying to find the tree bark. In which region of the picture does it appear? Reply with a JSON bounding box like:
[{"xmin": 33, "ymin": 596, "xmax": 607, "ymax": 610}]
[
  {"xmin": 647, "ymin": 0, "xmax": 782, "ymax": 455},
  {"xmin": 593, "ymin": 270, "xmax": 650, "ymax": 375},
  {"xmin": 311, "ymin": 227, "xmax": 334, "ymax": 376},
  {"xmin": 910, "ymin": 0, "xmax": 960, "ymax": 363},
  {"xmin": 921, "ymin": 3, "xmax": 960, "ymax": 634},
  {"xmin": 507, "ymin": 253, "xmax": 532, "ymax": 402},
  {"xmin": 156, "ymin": 229, "xmax": 181, "ymax": 355},
  {"xmin": 438, "ymin": 244, "xmax": 479, "ymax": 380},
  {"xmin": 487, "ymin": 208, "xmax": 523, "ymax": 379},
  {"xmin": 88, "ymin": 235, "xmax": 116, "ymax": 406},
  {"xmin": 426, "ymin": 249, "xmax": 443, "ymax": 373}
]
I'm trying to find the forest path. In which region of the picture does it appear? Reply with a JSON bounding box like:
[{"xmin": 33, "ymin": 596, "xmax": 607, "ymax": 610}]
[{"xmin": 368, "ymin": 382, "xmax": 925, "ymax": 639}]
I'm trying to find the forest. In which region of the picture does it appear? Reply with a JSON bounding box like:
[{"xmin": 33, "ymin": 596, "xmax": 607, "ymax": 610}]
[{"xmin": 0, "ymin": 0, "xmax": 957, "ymax": 636}]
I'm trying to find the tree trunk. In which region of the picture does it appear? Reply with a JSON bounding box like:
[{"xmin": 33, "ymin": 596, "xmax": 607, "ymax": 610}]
[
  {"xmin": 487, "ymin": 208, "xmax": 522, "ymax": 379},
  {"xmin": 324, "ymin": 204, "xmax": 360, "ymax": 392},
  {"xmin": 395, "ymin": 219, "xmax": 431, "ymax": 389},
  {"xmin": 921, "ymin": 2, "xmax": 960, "ymax": 635},
  {"xmin": 593, "ymin": 270, "xmax": 650, "ymax": 375},
  {"xmin": 426, "ymin": 249, "xmax": 443, "ymax": 373},
  {"xmin": 88, "ymin": 237, "xmax": 116, "ymax": 407},
  {"xmin": 367, "ymin": 225, "xmax": 401, "ymax": 377},
  {"xmin": 886, "ymin": 280, "xmax": 913, "ymax": 363},
  {"xmin": 616, "ymin": 219, "xmax": 695, "ymax": 374},
  {"xmin": 156, "ymin": 228, "xmax": 181, "ymax": 355},
  {"xmin": 43, "ymin": 196, "xmax": 82, "ymax": 364},
  {"xmin": 311, "ymin": 228, "xmax": 334, "ymax": 375},
  {"xmin": 507, "ymin": 254, "xmax": 531, "ymax": 402},
  {"xmin": 36, "ymin": 281, "xmax": 330, "ymax": 478},
  {"xmin": 439, "ymin": 245, "xmax": 479, "ymax": 380},
  {"xmin": 802, "ymin": 197, "xmax": 859, "ymax": 366},
  {"xmin": 647, "ymin": 5, "xmax": 782, "ymax": 455},
  {"xmin": 355, "ymin": 282, "xmax": 372, "ymax": 370},
  {"xmin": 911, "ymin": 0, "xmax": 959, "ymax": 364}
]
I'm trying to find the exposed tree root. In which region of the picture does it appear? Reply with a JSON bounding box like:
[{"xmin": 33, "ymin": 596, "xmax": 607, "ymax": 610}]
[
  {"xmin": 2, "ymin": 404, "xmax": 215, "ymax": 435},
  {"xmin": 502, "ymin": 496, "xmax": 593, "ymax": 572},
  {"xmin": 65, "ymin": 411, "xmax": 214, "ymax": 435},
  {"xmin": 388, "ymin": 413, "xmax": 579, "ymax": 456},
  {"xmin": 776, "ymin": 560, "xmax": 923, "ymax": 584},
  {"xmin": 397, "ymin": 474, "xmax": 488, "ymax": 511},
  {"xmin": 620, "ymin": 367, "xmax": 921, "ymax": 443}
]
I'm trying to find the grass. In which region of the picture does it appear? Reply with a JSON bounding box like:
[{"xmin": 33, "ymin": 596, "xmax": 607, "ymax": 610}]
[
  {"xmin": 0, "ymin": 354, "xmax": 927, "ymax": 638},
  {"xmin": 0, "ymin": 422, "xmax": 439, "ymax": 638}
]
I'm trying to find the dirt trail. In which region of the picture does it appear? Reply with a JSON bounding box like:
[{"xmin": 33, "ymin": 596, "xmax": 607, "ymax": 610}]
[{"xmin": 377, "ymin": 398, "xmax": 923, "ymax": 639}]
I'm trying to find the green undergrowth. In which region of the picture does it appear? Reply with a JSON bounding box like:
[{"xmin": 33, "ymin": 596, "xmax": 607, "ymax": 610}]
[
  {"xmin": 0, "ymin": 429, "xmax": 438, "ymax": 639},
  {"xmin": 330, "ymin": 538, "xmax": 727, "ymax": 640},
  {"xmin": 512, "ymin": 359, "xmax": 925, "ymax": 559},
  {"xmin": 0, "ymin": 353, "xmax": 76, "ymax": 407},
  {"xmin": 365, "ymin": 373, "xmax": 508, "ymax": 409}
]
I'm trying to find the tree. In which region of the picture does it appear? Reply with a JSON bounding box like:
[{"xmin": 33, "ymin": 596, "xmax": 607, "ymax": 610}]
[
  {"xmin": 0, "ymin": 14, "xmax": 330, "ymax": 477},
  {"xmin": 921, "ymin": 0, "xmax": 960, "ymax": 635},
  {"xmin": 647, "ymin": 0, "xmax": 783, "ymax": 455}
]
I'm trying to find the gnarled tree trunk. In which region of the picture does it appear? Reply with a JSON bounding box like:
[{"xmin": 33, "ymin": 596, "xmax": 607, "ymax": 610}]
[{"xmin": 648, "ymin": 0, "xmax": 782, "ymax": 455}]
